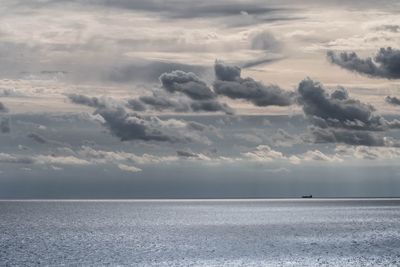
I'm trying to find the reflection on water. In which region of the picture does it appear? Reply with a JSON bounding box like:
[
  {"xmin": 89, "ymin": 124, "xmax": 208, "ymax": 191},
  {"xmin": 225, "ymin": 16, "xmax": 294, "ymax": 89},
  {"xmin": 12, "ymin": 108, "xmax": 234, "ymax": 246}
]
[{"xmin": 1, "ymin": 199, "xmax": 400, "ymax": 266}]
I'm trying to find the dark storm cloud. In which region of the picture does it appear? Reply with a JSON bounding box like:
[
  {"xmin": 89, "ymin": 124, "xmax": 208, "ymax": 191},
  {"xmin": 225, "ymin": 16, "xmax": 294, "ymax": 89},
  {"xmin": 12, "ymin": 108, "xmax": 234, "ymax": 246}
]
[
  {"xmin": 131, "ymin": 94, "xmax": 233, "ymax": 114},
  {"xmin": 385, "ymin": 96, "xmax": 400, "ymax": 106},
  {"xmin": 95, "ymin": 107, "xmax": 211, "ymax": 143},
  {"xmin": 214, "ymin": 62, "xmax": 241, "ymax": 81},
  {"xmin": 387, "ymin": 119, "xmax": 400, "ymax": 129},
  {"xmin": 327, "ymin": 47, "xmax": 400, "ymax": 79},
  {"xmin": 213, "ymin": 61, "xmax": 294, "ymax": 106},
  {"xmin": 126, "ymin": 99, "xmax": 147, "ymax": 111},
  {"xmin": 159, "ymin": 70, "xmax": 215, "ymax": 100},
  {"xmin": 297, "ymin": 78, "xmax": 384, "ymax": 131},
  {"xmin": 68, "ymin": 94, "xmax": 107, "ymax": 109},
  {"xmin": 96, "ymin": 107, "xmax": 181, "ymax": 142},
  {"xmin": 158, "ymin": 69, "xmax": 234, "ymax": 114},
  {"xmin": 0, "ymin": 102, "xmax": 8, "ymax": 113},
  {"xmin": 190, "ymin": 100, "xmax": 234, "ymax": 114},
  {"xmin": 330, "ymin": 87, "xmax": 348, "ymax": 100},
  {"xmin": 139, "ymin": 95, "xmax": 190, "ymax": 112},
  {"xmin": 0, "ymin": 106, "xmax": 11, "ymax": 137},
  {"xmin": 297, "ymin": 78, "xmax": 400, "ymax": 146},
  {"xmin": 1, "ymin": 117, "xmax": 10, "ymax": 133}
]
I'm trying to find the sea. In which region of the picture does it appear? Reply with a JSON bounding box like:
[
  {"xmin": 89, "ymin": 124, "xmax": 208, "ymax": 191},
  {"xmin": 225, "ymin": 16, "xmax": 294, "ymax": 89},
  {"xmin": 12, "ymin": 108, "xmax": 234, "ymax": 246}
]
[{"xmin": 1, "ymin": 199, "xmax": 400, "ymax": 266}]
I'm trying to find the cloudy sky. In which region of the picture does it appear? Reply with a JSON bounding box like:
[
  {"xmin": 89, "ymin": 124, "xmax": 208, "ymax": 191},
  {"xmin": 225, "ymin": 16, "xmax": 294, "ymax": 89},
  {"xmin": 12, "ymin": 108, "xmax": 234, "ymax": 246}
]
[{"xmin": 1, "ymin": 0, "xmax": 400, "ymax": 198}]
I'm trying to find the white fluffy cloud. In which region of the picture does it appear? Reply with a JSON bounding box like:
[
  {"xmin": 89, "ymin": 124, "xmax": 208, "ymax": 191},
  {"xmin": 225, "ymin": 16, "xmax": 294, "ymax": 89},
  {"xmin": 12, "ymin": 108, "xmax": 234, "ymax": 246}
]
[
  {"xmin": 117, "ymin": 164, "xmax": 142, "ymax": 173},
  {"xmin": 243, "ymin": 145, "xmax": 343, "ymax": 164}
]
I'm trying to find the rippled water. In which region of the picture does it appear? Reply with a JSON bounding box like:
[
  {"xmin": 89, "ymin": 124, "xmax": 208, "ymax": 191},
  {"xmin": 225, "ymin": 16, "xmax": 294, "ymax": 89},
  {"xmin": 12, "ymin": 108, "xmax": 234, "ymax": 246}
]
[{"xmin": 1, "ymin": 199, "xmax": 400, "ymax": 266}]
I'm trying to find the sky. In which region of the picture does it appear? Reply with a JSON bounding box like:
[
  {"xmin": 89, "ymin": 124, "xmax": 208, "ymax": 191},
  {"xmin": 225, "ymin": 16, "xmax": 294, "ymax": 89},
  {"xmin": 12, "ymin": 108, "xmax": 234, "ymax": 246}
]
[{"xmin": 1, "ymin": 0, "xmax": 400, "ymax": 198}]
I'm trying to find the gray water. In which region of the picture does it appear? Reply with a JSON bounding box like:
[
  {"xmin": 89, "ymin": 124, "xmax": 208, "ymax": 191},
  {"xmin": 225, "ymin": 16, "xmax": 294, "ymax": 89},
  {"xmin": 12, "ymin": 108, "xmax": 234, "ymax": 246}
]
[{"xmin": 1, "ymin": 199, "xmax": 400, "ymax": 266}]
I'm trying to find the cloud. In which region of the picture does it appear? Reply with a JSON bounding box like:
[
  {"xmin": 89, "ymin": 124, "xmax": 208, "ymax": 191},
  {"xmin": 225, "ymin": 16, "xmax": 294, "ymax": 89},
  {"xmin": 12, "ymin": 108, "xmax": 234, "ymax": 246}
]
[
  {"xmin": 27, "ymin": 133, "xmax": 47, "ymax": 144},
  {"xmin": 335, "ymin": 145, "xmax": 400, "ymax": 160},
  {"xmin": 26, "ymin": 132, "xmax": 68, "ymax": 147},
  {"xmin": 298, "ymin": 78, "xmax": 383, "ymax": 131},
  {"xmin": 214, "ymin": 61, "xmax": 241, "ymax": 81},
  {"xmin": 75, "ymin": 145, "xmax": 228, "ymax": 168},
  {"xmin": 130, "ymin": 94, "xmax": 233, "ymax": 114},
  {"xmin": 96, "ymin": 107, "xmax": 183, "ymax": 142},
  {"xmin": 68, "ymin": 94, "xmax": 108, "ymax": 109},
  {"xmin": 126, "ymin": 99, "xmax": 147, "ymax": 111},
  {"xmin": 250, "ymin": 31, "xmax": 282, "ymax": 52},
  {"xmin": 159, "ymin": 70, "xmax": 215, "ymax": 100},
  {"xmin": 270, "ymin": 129, "xmax": 301, "ymax": 147},
  {"xmin": 243, "ymin": 145, "xmax": 300, "ymax": 164},
  {"xmin": 69, "ymin": 93, "xmax": 189, "ymax": 114},
  {"xmin": 386, "ymin": 119, "xmax": 400, "ymax": 130},
  {"xmin": 190, "ymin": 100, "xmax": 234, "ymax": 114},
  {"xmin": 0, "ymin": 37, "xmax": 209, "ymax": 84},
  {"xmin": 176, "ymin": 150, "xmax": 211, "ymax": 160},
  {"xmin": 297, "ymin": 78, "xmax": 400, "ymax": 146},
  {"xmin": 185, "ymin": 121, "xmax": 221, "ymax": 137},
  {"xmin": 35, "ymin": 155, "xmax": 91, "ymax": 166},
  {"xmin": 109, "ymin": 61, "xmax": 207, "ymax": 83},
  {"xmin": 0, "ymin": 153, "xmax": 35, "ymax": 164},
  {"xmin": 241, "ymin": 57, "xmax": 284, "ymax": 69},
  {"xmin": 234, "ymin": 133, "xmax": 263, "ymax": 144},
  {"xmin": 0, "ymin": 117, "xmax": 10, "ymax": 133},
  {"xmin": 0, "ymin": 152, "xmax": 90, "ymax": 166},
  {"xmin": 300, "ymin": 150, "xmax": 342, "ymax": 162},
  {"xmin": 67, "ymin": 90, "xmax": 227, "ymax": 141},
  {"xmin": 373, "ymin": 25, "xmax": 400, "ymax": 33},
  {"xmin": 0, "ymin": 102, "xmax": 8, "ymax": 113},
  {"xmin": 78, "ymin": 146, "xmax": 177, "ymax": 165},
  {"xmin": 0, "ymin": 145, "xmax": 180, "ymax": 171},
  {"xmin": 37, "ymin": 0, "xmax": 297, "ymax": 24},
  {"xmin": 186, "ymin": 121, "xmax": 209, "ymax": 131},
  {"xmin": 308, "ymin": 126, "xmax": 385, "ymax": 146},
  {"xmin": 213, "ymin": 61, "xmax": 294, "ymax": 106},
  {"xmin": 386, "ymin": 96, "xmax": 400, "ymax": 106},
  {"xmin": 0, "ymin": 88, "xmax": 25, "ymax": 97},
  {"xmin": 186, "ymin": 121, "xmax": 223, "ymax": 139},
  {"xmin": 138, "ymin": 95, "xmax": 190, "ymax": 112},
  {"xmin": 158, "ymin": 70, "xmax": 234, "ymax": 114},
  {"xmin": 327, "ymin": 47, "xmax": 400, "ymax": 79},
  {"xmin": 117, "ymin": 164, "xmax": 142, "ymax": 173},
  {"xmin": 96, "ymin": 106, "xmax": 210, "ymax": 143},
  {"xmin": 243, "ymin": 145, "xmax": 341, "ymax": 164}
]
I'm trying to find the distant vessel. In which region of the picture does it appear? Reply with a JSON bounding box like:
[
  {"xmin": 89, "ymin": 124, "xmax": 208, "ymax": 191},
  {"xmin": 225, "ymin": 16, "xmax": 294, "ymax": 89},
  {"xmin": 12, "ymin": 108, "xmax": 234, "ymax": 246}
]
[{"xmin": 301, "ymin": 195, "xmax": 312, "ymax": 198}]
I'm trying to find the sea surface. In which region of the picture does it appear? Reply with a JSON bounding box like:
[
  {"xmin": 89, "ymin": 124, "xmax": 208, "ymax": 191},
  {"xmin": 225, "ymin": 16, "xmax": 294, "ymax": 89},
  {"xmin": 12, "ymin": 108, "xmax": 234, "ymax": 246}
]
[{"xmin": 1, "ymin": 199, "xmax": 400, "ymax": 266}]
